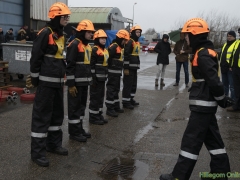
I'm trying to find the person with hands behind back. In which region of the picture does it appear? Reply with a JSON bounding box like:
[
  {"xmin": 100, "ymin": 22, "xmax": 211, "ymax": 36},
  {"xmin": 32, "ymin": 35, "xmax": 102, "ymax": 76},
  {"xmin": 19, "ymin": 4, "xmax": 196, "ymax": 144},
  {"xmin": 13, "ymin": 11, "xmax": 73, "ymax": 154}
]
[
  {"xmin": 65, "ymin": 19, "xmax": 94, "ymax": 142},
  {"xmin": 89, "ymin": 29, "xmax": 109, "ymax": 125}
]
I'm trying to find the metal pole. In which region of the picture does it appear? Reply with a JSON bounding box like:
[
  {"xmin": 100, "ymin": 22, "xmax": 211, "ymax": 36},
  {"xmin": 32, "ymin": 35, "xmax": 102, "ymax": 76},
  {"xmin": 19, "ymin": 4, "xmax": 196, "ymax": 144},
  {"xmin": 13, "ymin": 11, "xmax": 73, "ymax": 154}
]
[{"xmin": 133, "ymin": 3, "xmax": 137, "ymax": 26}]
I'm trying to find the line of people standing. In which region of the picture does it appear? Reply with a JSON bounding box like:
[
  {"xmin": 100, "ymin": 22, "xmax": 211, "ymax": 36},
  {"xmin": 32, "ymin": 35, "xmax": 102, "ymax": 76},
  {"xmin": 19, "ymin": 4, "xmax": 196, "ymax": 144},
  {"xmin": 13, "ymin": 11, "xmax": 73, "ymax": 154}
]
[{"xmin": 28, "ymin": 2, "xmax": 142, "ymax": 167}]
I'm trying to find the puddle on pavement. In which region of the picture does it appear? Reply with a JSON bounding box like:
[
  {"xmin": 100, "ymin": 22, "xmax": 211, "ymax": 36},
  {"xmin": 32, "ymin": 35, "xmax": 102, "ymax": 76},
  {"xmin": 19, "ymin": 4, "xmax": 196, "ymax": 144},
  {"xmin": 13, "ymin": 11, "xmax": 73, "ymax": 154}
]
[
  {"xmin": 98, "ymin": 152, "xmax": 149, "ymax": 180},
  {"xmin": 134, "ymin": 122, "xmax": 153, "ymax": 144}
]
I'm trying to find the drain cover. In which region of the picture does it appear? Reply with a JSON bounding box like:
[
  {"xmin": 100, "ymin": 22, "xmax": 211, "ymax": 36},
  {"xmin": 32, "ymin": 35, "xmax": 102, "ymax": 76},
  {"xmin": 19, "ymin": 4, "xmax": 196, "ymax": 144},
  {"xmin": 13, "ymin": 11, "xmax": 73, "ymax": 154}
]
[{"xmin": 101, "ymin": 163, "xmax": 136, "ymax": 178}]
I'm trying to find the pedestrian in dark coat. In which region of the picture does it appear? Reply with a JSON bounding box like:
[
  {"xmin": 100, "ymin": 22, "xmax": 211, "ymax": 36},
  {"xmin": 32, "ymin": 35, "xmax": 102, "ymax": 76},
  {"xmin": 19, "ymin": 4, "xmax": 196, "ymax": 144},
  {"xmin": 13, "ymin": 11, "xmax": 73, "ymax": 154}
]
[
  {"xmin": 5, "ymin": 28, "xmax": 14, "ymax": 42},
  {"xmin": 154, "ymin": 34, "xmax": 171, "ymax": 86},
  {"xmin": 0, "ymin": 27, "xmax": 5, "ymax": 60}
]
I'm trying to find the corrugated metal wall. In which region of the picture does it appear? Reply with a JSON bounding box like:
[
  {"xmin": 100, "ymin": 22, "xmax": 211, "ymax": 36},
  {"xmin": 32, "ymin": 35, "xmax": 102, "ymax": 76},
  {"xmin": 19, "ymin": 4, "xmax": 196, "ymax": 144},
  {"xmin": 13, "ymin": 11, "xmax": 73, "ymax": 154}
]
[
  {"xmin": 30, "ymin": 0, "xmax": 68, "ymax": 21},
  {"xmin": 0, "ymin": 0, "xmax": 24, "ymax": 39}
]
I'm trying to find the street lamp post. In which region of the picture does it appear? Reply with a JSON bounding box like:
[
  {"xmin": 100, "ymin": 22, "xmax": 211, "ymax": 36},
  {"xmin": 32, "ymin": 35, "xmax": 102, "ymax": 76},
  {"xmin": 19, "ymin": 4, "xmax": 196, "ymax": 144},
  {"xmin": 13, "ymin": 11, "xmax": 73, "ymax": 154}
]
[{"xmin": 133, "ymin": 2, "xmax": 137, "ymax": 26}]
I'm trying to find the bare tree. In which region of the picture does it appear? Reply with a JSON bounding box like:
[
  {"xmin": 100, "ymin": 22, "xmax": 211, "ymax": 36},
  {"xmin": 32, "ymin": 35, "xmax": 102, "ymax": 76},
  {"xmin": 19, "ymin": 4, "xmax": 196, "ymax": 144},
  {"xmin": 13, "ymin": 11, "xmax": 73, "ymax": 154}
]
[
  {"xmin": 144, "ymin": 28, "xmax": 157, "ymax": 35},
  {"xmin": 172, "ymin": 9, "xmax": 240, "ymax": 48}
]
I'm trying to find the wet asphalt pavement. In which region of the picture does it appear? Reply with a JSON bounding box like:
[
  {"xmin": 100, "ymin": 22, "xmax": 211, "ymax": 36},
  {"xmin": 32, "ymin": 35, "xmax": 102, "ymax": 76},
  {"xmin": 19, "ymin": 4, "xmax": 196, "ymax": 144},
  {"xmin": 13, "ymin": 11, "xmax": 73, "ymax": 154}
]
[{"xmin": 0, "ymin": 52, "xmax": 240, "ymax": 180}]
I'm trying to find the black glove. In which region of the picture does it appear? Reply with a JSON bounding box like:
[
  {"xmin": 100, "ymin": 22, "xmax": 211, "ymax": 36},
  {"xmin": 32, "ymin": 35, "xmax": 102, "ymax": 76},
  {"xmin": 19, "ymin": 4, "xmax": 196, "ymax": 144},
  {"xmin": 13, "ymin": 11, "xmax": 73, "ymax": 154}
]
[{"xmin": 217, "ymin": 96, "xmax": 235, "ymax": 108}]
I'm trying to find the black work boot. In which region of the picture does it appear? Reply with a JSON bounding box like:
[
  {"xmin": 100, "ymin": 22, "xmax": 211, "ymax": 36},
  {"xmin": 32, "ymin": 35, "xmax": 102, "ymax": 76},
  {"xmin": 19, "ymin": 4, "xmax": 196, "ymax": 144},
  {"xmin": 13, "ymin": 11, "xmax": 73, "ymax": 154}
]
[
  {"xmin": 69, "ymin": 134, "xmax": 87, "ymax": 142},
  {"xmin": 46, "ymin": 146, "xmax": 68, "ymax": 155},
  {"xmin": 159, "ymin": 173, "xmax": 176, "ymax": 180},
  {"xmin": 173, "ymin": 83, "xmax": 179, "ymax": 86},
  {"xmin": 106, "ymin": 109, "xmax": 118, "ymax": 117},
  {"xmin": 80, "ymin": 120, "xmax": 91, "ymax": 138},
  {"xmin": 100, "ymin": 115, "xmax": 108, "ymax": 123},
  {"xmin": 31, "ymin": 157, "xmax": 49, "ymax": 167},
  {"xmin": 115, "ymin": 108, "xmax": 124, "ymax": 113},
  {"xmin": 131, "ymin": 99, "xmax": 139, "ymax": 106},
  {"xmin": 123, "ymin": 103, "xmax": 134, "ymax": 109}
]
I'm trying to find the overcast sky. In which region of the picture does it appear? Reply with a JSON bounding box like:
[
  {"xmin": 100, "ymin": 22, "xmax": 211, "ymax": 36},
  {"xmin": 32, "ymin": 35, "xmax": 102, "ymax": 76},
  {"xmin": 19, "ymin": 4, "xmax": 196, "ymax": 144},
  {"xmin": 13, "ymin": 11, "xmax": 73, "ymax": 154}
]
[{"xmin": 68, "ymin": 0, "xmax": 240, "ymax": 33}]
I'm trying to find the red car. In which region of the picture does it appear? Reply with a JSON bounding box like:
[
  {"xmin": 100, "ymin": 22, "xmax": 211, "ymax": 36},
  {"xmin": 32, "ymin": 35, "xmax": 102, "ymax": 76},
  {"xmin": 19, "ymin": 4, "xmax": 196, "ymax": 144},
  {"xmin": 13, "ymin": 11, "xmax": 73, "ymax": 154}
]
[{"xmin": 145, "ymin": 42, "xmax": 157, "ymax": 53}]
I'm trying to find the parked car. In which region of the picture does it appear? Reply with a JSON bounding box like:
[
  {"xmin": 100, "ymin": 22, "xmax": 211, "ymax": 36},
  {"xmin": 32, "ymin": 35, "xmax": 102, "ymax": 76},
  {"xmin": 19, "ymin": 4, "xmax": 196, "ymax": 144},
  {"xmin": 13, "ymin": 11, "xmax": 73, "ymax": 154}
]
[{"xmin": 145, "ymin": 42, "xmax": 157, "ymax": 53}]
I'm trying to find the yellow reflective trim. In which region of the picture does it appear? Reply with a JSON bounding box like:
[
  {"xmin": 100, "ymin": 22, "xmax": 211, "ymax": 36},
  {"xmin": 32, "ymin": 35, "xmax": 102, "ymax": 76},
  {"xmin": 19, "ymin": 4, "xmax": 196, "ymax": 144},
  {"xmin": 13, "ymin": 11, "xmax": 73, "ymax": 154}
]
[{"xmin": 131, "ymin": 39, "xmax": 140, "ymax": 56}]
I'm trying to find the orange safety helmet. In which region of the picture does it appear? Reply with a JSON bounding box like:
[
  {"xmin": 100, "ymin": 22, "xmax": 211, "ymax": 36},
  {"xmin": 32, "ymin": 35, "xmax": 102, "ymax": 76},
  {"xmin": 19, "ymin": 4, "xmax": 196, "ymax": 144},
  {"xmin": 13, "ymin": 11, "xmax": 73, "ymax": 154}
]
[
  {"xmin": 181, "ymin": 18, "xmax": 210, "ymax": 35},
  {"xmin": 75, "ymin": 19, "xmax": 95, "ymax": 32},
  {"xmin": 116, "ymin": 29, "xmax": 130, "ymax": 40},
  {"xmin": 48, "ymin": 2, "xmax": 71, "ymax": 19},
  {"xmin": 93, "ymin": 29, "xmax": 107, "ymax": 40},
  {"xmin": 130, "ymin": 25, "xmax": 142, "ymax": 32}
]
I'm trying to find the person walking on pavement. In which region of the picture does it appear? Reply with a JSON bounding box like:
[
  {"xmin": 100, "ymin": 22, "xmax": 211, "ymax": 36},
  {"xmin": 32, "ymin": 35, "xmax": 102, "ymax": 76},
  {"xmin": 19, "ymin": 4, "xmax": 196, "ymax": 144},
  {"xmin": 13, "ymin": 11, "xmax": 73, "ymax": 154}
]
[
  {"xmin": 219, "ymin": 31, "xmax": 237, "ymax": 101},
  {"xmin": 89, "ymin": 29, "xmax": 109, "ymax": 125},
  {"xmin": 226, "ymin": 32, "xmax": 240, "ymax": 112},
  {"xmin": 173, "ymin": 32, "xmax": 191, "ymax": 87},
  {"xmin": 106, "ymin": 29, "xmax": 130, "ymax": 117},
  {"xmin": 122, "ymin": 25, "xmax": 142, "ymax": 109},
  {"xmin": 154, "ymin": 34, "xmax": 172, "ymax": 86},
  {"xmin": 65, "ymin": 19, "xmax": 94, "ymax": 142},
  {"xmin": 29, "ymin": 2, "xmax": 71, "ymax": 167},
  {"xmin": 160, "ymin": 18, "xmax": 234, "ymax": 180}
]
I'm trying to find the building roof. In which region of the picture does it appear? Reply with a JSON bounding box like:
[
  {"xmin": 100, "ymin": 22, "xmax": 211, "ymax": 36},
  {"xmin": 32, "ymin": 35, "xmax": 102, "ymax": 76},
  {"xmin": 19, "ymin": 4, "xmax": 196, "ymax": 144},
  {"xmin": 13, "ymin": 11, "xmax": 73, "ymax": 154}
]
[{"xmin": 69, "ymin": 7, "xmax": 115, "ymax": 23}]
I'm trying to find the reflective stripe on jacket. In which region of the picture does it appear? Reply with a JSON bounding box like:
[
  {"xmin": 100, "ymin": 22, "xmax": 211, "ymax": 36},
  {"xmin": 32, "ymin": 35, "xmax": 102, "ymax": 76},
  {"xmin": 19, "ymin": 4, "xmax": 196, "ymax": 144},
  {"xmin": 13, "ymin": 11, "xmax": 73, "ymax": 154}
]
[
  {"xmin": 30, "ymin": 27, "xmax": 66, "ymax": 87},
  {"xmin": 219, "ymin": 41, "xmax": 238, "ymax": 66},
  {"xmin": 124, "ymin": 39, "xmax": 140, "ymax": 70},
  {"xmin": 190, "ymin": 48, "xmax": 225, "ymax": 113},
  {"xmin": 65, "ymin": 38, "xmax": 92, "ymax": 87},
  {"xmin": 108, "ymin": 43, "xmax": 124, "ymax": 76},
  {"xmin": 90, "ymin": 46, "xmax": 108, "ymax": 81}
]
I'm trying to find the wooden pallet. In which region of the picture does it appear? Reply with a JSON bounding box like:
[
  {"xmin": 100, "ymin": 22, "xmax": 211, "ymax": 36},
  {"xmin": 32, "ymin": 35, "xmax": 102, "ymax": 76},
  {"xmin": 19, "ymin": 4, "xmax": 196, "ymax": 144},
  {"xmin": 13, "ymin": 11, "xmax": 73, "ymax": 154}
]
[{"xmin": 0, "ymin": 62, "xmax": 10, "ymax": 87}]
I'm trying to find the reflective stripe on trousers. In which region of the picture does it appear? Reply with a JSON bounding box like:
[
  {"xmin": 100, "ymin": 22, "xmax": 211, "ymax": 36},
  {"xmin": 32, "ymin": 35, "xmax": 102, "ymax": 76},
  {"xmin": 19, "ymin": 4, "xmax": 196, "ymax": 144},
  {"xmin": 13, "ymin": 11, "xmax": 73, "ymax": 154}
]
[{"xmin": 31, "ymin": 132, "xmax": 48, "ymax": 138}]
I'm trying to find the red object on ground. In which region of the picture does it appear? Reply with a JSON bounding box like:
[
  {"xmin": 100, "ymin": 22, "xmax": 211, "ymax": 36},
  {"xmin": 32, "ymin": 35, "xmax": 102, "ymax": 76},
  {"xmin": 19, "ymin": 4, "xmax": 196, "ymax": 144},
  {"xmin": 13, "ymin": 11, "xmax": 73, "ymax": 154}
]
[
  {"xmin": 0, "ymin": 94, "xmax": 8, "ymax": 102},
  {"xmin": 1, "ymin": 90, "xmax": 10, "ymax": 95},
  {"xmin": 20, "ymin": 93, "xmax": 35, "ymax": 101},
  {"xmin": 7, "ymin": 87, "xmax": 24, "ymax": 95}
]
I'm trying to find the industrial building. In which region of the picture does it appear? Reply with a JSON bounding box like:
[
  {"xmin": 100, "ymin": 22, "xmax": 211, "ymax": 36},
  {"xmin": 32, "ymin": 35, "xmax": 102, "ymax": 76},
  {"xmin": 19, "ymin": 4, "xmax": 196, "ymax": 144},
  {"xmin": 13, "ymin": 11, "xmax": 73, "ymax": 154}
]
[{"xmin": 0, "ymin": 0, "xmax": 132, "ymax": 39}]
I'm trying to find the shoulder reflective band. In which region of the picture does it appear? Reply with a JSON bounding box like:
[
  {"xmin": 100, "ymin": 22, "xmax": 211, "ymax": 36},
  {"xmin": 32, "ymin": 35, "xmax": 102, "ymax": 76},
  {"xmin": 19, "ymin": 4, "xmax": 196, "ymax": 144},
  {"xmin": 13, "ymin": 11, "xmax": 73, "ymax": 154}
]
[
  {"xmin": 48, "ymin": 126, "xmax": 61, "ymax": 131},
  {"xmin": 189, "ymin": 100, "xmax": 218, "ymax": 107},
  {"xmin": 180, "ymin": 150, "xmax": 198, "ymax": 160},
  {"xmin": 76, "ymin": 62, "xmax": 84, "ymax": 64},
  {"xmin": 68, "ymin": 119, "xmax": 80, "ymax": 124},
  {"xmin": 209, "ymin": 148, "xmax": 226, "ymax": 155},
  {"xmin": 31, "ymin": 132, "xmax": 48, "ymax": 138}
]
